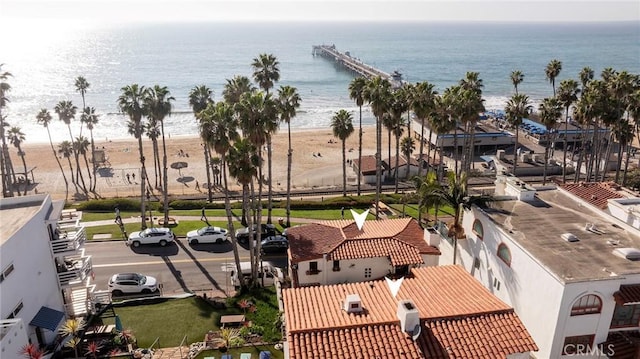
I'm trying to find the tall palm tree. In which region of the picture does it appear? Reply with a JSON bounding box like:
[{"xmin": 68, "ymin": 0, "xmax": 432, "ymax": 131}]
[
  {"xmin": 579, "ymin": 67, "xmax": 594, "ymax": 92},
  {"xmin": 7, "ymin": 126, "xmax": 27, "ymax": 195},
  {"xmin": 348, "ymin": 77, "xmax": 367, "ymax": 195},
  {"xmin": 54, "ymin": 100, "xmax": 85, "ymax": 195},
  {"xmin": 389, "ymin": 90, "xmax": 408, "ymax": 192},
  {"xmin": 0, "ymin": 65, "xmax": 13, "ymax": 197},
  {"xmin": 189, "ymin": 85, "xmax": 214, "ymax": 202},
  {"xmin": 505, "ymin": 93, "xmax": 533, "ymax": 176},
  {"xmin": 412, "ymin": 170, "xmax": 444, "ymax": 226},
  {"xmin": 441, "ymin": 86, "xmax": 463, "ymax": 176},
  {"xmin": 627, "ymin": 89, "xmax": 640, "ymax": 185},
  {"xmin": 198, "ymin": 101, "xmax": 244, "ymax": 285},
  {"xmin": 118, "ymin": 84, "xmax": 148, "ymax": 230},
  {"xmin": 412, "ymin": 81, "xmax": 438, "ymax": 177},
  {"xmin": 80, "ymin": 107, "xmax": 99, "ymax": 193},
  {"xmin": 545, "ymin": 59, "xmax": 563, "ymax": 97},
  {"xmin": 75, "ymin": 135, "xmax": 93, "ymax": 195},
  {"xmin": 510, "ymin": 70, "xmax": 524, "ymax": 95},
  {"xmin": 144, "ymin": 119, "xmax": 161, "ymax": 189},
  {"xmin": 538, "ymin": 97, "xmax": 562, "ymax": 185},
  {"xmin": 252, "ymin": 53, "xmax": 280, "ymax": 224},
  {"xmin": 144, "ymin": 85, "xmax": 174, "ymax": 225},
  {"xmin": 557, "ymin": 79, "xmax": 580, "ymax": 182},
  {"xmin": 400, "ymin": 136, "xmax": 416, "ymax": 180},
  {"xmin": 223, "ymin": 76, "xmax": 255, "ymax": 105},
  {"xmin": 430, "ymin": 96, "xmax": 456, "ymax": 181},
  {"xmin": 58, "ymin": 141, "xmax": 75, "ymax": 193},
  {"xmin": 363, "ymin": 76, "xmax": 392, "ymax": 219},
  {"xmin": 75, "ymin": 76, "xmax": 90, "ymax": 136},
  {"xmin": 37, "ymin": 109, "xmax": 69, "ymax": 200},
  {"xmin": 277, "ymin": 85, "xmax": 301, "ymax": 227},
  {"xmin": 331, "ymin": 109, "xmax": 354, "ymax": 196},
  {"xmin": 458, "ymin": 85, "xmax": 485, "ymax": 175}
]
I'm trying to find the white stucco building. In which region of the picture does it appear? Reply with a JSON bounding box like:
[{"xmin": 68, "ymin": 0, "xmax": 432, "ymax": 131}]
[
  {"xmin": 435, "ymin": 176, "xmax": 640, "ymax": 358},
  {"xmin": 1, "ymin": 194, "xmax": 98, "ymax": 357}
]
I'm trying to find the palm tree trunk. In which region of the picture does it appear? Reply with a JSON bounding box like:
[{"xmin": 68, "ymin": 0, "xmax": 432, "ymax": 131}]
[
  {"xmin": 244, "ymin": 182, "xmax": 255, "ymax": 283},
  {"xmin": 375, "ymin": 115, "xmax": 382, "ymax": 220},
  {"xmin": 204, "ymin": 145, "xmax": 212, "ymax": 202},
  {"xmin": 68, "ymin": 125, "xmax": 88, "ymax": 197},
  {"xmin": 221, "ymin": 154, "xmax": 243, "ymax": 289},
  {"xmin": 615, "ymin": 142, "xmax": 624, "ymax": 184},
  {"xmin": 574, "ymin": 126, "xmax": 589, "ymax": 182},
  {"xmin": 286, "ymin": 122, "xmax": 293, "ymax": 227},
  {"xmin": 255, "ymin": 159, "xmax": 265, "ymax": 286},
  {"xmin": 513, "ymin": 128, "xmax": 520, "ymax": 176},
  {"xmin": 357, "ymin": 106, "xmax": 362, "ymax": 196},
  {"xmin": 562, "ymin": 108, "xmax": 569, "ymax": 183},
  {"xmin": 394, "ymin": 132, "xmax": 400, "ymax": 193},
  {"xmin": 418, "ymin": 119, "xmax": 426, "ymax": 177},
  {"xmin": 453, "ymin": 127, "xmax": 459, "ymax": 176},
  {"xmin": 152, "ymin": 139, "xmax": 160, "ymax": 190},
  {"xmin": 160, "ymin": 121, "xmax": 169, "ymax": 225},
  {"xmin": 137, "ymin": 135, "xmax": 147, "ymax": 230},
  {"xmin": 89, "ymin": 129, "xmax": 97, "ymax": 193},
  {"xmin": 48, "ymin": 129, "xmax": 69, "ymax": 201},
  {"xmin": 66, "ymin": 157, "xmax": 76, "ymax": 195},
  {"xmin": 387, "ymin": 129, "xmax": 392, "ymax": 172},
  {"xmin": 623, "ymin": 143, "xmax": 632, "ymax": 185},
  {"xmin": 267, "ymin": 136, "xmax": 273, "ymax": 224},
  {"xmin": 468, "ymin": 121, "xmax": 477, "ymax": 177},
  {"xmin": 601, "ymin": 132, "xmax": 614, "ymax": 182},
  {"xmin": 18, "ymin": 148, "xmax": 28, "ymax": 196},
  {"xmin": 543, "ymin": 143, "xmax": 549, "ymax": 185},
  {"xmin": 342, "ymin": 138, "xmax": 347, "ymax": 196},
  {"xmin": 82, "ymin": 153, "xmax": 94, "ymax": 198}
]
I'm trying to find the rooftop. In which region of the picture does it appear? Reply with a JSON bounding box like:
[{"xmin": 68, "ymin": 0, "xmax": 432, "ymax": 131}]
[
  {"xmin": 0, "ymin": 197, "xmax": 45, "ymax": 245},
  {"xmin": 483, "ymin": 187, "xmax": 640, "ymax": 282},
  {"xmin": 283, "ymin": 265, "xmax": 537, "ymax": 359}
]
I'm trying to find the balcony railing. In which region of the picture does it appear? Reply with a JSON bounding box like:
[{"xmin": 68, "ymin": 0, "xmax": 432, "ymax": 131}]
[
  {"xmin": 57, "ymin": 253, "xmax": 92, "ymax": 287},
  {"xmin": 51, "ymin": 226, "xmax": 87, "ymax": 255},
  {"xmin": 0, "ymin": 318, "xmax": 23, "ymax": 342}
]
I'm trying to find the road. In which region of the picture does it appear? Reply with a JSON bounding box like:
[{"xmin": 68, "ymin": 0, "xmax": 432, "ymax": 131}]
[{"xmin": 87, "ymin": 238, "xmax": 288, "ymax": 298}]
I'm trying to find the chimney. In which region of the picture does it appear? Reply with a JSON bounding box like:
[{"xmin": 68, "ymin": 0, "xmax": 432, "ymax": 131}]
[
  {"xmin": 424, "ymin": 228, "xmax": 440, "ymax": 247},
  {"xmin": 397, "ymin": 299, "xmax": 420, "ymax": 333},
  {"xmin": 343, "ymin": 294, "xmax": 363, "ymax": 313}
]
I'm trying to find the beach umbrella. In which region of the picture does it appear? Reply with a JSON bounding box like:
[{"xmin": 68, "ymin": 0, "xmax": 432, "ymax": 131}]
[
  {"xmin": 170, "ymin": 161, "xmax": 188, "ymax": 177},
  {"xmin": 115, "ymin": 314, "xmax": 123, "ymax": 331}
]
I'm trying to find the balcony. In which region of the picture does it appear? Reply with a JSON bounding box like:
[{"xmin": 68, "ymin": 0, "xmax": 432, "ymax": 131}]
[
  {"xmin": 0, "ymin": 318, "xmax": 24, "ymax": 342},
  {"xmin": 50, "ymin": 226, "xmax": 87, "ymax": 255},
  {"xmin": 56, "ymin": 250, "xmax": 92, "ymax": 287}
]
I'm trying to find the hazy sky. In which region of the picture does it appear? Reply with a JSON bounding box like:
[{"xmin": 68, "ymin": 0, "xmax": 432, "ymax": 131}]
[{"xmin": 1, "ymin": 0, "xmax": 639, "ymax": 24}]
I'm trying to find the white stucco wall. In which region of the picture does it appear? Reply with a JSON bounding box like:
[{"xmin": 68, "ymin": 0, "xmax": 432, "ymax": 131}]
[
  {"xmin": 296, "ymin": 257, "xmax": 392, "ymax": 286},
  {"xmin": 0, "ymin": 196, "xmax": 65, "ymax": 348}
]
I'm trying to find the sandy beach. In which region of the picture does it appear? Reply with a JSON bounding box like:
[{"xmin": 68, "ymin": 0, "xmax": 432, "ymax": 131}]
[{"xmin": 10, "ymin": 125, "xmax": 389, "ymax": 201}]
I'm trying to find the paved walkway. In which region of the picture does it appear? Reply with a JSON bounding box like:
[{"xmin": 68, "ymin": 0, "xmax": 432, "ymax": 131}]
[{"xmin": 82, "ymin": 215, "xmax": 318, "ymax": 228}]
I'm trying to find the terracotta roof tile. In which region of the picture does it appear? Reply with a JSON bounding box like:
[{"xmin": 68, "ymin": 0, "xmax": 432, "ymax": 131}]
[
  {"xmin": 561, "ymin": 182, "xmax": 624, "ymax": 209},
  {"xmin": 387, "ymin": 155, "xmax": 420, "ymax": 169},
  {"xmin": 330, "ymin": 238, "xmax": 425, "ymax": 266},
  {"xmin": 613, "ymin": 284, "xmax": 640, "ymax": 305},
  {"xmin": 354, "ymin": 155, "xmax": 379, "ymax": 175}
]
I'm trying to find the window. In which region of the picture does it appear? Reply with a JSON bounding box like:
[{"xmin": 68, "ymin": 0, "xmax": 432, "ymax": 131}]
[
  {"xmin": 364, "ymin": 268, "xmax": 372, "ymax": 278},
  {"xmin": 563, "ymin": 335, "xmax": 594, "ymax": 355},
  {"xmin": 472, "ymin": 219, "xmax": 484, "ymax": 240},
  {"xmin": 0, "ymin": 263, "xmax": 14, "ymax": 283},
  {"xmin": 6, "ymin": 301, "xmax": 23, "ymax": 319},
  {"xmin": 306, "ymin": 261, "xmax": 319, "ymax": 275},
  {"xmin": 611, "ymin": 303, "xmax": 640, "ymax": 328},
  {"xmin": 571, "ymin": 294, "xmax": 602, "ymax": 316},
  {"xmin": 497, "ymin": 243, "xmax": 511, "ymax": 267},
  {"xmin": 332, "ymin": 260, "xmax": 340, "ymax": 272}
]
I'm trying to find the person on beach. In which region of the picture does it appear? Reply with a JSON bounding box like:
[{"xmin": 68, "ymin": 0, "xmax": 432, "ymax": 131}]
[
  {"xmin": 195, "ymin": 180, "xmax": 200, "ymax": 191},
  {"xmin": 126, "ymin": 173, "xmax": 130, "ymax": 183}
]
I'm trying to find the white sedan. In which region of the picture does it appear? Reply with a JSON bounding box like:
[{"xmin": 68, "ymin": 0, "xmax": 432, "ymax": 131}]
[
  {"xmin": 186, "ymin": 226, "xmax": 229, "ymax": 245},
  {"xmin": 108, "ymin": 273, "xmax": 158, "ymax": 296}
]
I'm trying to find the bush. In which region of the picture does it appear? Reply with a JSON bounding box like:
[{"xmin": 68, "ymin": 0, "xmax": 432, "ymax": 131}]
[
  {"xmin": 168, "ymin": 200, "xmax": 228, "ymax": 210},
  {"xmin": 76, "ymin": 198, "xmax": 148, "ymax": 212}
]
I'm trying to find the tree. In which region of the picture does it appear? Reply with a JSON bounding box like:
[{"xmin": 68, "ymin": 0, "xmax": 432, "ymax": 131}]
[
  {"xmin": 557, "ymin": 79, "xmax": 580, "ymax": 182},
  {"xmin": 0, "ymin": 64, "xmax": 14, "ymax": 197},
  {"xmin": 58, "ymin": 141, "xmax": 75, "ymax": 190},
  {"xmin": 189, "ymin": 85, "xmax": 214, "ymax": 202},
  {"xmin": 411, "ymin": 81, "xmax": 438, "ymax": 177},
  {"xmin": 363, "ymin": 76, "xmax": 392, "ymax": 220},
  {"xmin": 223, "ymin": 75, "xmax": 255, "ymax": 105},
  {"xmin": 144, "ymin": 85, "xmax": 174, "ymax": 225},
  {"xmin": 510, "ymin": 70, "xmax": 524, "ymax": 95},
  {"xmin": 59, "ymin": 318, "xmax": 84, "ymax": 358},
  {"xmin": 400, "ymin": 136, "xmax": 416, "ymax": 180},
  {"xmin": 75, "ymin": 76, "xmax": 89, "ymax": 136},
  {"xmin": 505, "ymin": 93, "xmax": 533, "ymax": 176},
  {"xmin": 252, "ymin": 53, "xmax": 280, "ymax": 225},
  {"xmin": 37, "ymin": 108, "xmax": 69, "ymax": 200},
  {"xmin": 331, "ymin": 109, "xmax": 355, "ymax": 196},
  {"xmin": 389, "ymin": 90, "xmax": 408, "ymax": 192},
  {"xmin": 55, "ymin": 100, "xmax": 87, "ymax": 197},
  {"xmin": 118, "ymin": 84, "xmax": 148, "ymax": 230},
  {"xmin": 7, "ymin": 126, "xmax": 28, "ymax": 195},
  {"xmin": 276, "ymin": 85, "xmax": 301, "ymax": 227},
  {"xmin": 545, "ymin": 59, "xmax": 563, "ymax": 97},
  {"xmin": 144, "ymin": 119, "xmax": 161, "ymax": 189},
  {"xmin": 412, "ymin": 170, "xmax": 443, "ymax": 225},
  {"xmin": 348, "ymin": 77, "xmax": 367, "ymax": 195},
  {"xmin": 538, "ymin": 97, "xmax": 562, "ymax": 185},
  {"xmin": 80, "ymin": 106, "xmax": 99, "ymax": 193},
  {"xmin": 429, "ymin": 96, "xmax": 456, "ymax": 181},
  {"xmin": 74, "ymin": 135, "xmax": 93, "ymax": 195}
]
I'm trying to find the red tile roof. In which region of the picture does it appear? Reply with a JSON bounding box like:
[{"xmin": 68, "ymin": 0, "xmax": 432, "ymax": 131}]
[
  {"xmin": 614, "ymin": 284, "xmax": 640, "ymax": 305},
  {"xmin": 387, "ymin": 155, "xmax": 420, "ymax": 169},
  {"xmin": 287, "ymin": 218, "xmax": 440, "ymax": 265},
  {"xmin": 561, "ymin": 182, "xmax": 625, "ymax": 209},
  {"xmin": 354, "ymin": 155, "xmax": 379, "ymax": 175},
  {"xmin": 283, "ymin": 265, "xmax": 537, "ymax": 359}
]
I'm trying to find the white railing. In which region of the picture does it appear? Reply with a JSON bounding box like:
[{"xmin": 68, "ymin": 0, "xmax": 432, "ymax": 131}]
[
  {"xmin": 51, "ymin": 226, "xmax": 86, "ymax": 254},
  {"xmin": 57, "ymin": 254, "xmax": 92, "ymax": 287},
  {"xmin": 0, "ymin": 318, "xmax": 23, "ymax": 341}
]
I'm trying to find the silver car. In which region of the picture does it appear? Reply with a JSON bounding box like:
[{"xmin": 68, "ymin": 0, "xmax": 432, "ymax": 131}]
[
  {"xmin": 186, "ymin": 226, "xmax": 229, "ymax": 245},
  {"xmin": 108, "ymin": 273, "xmax": 158, "ymax": 296}
]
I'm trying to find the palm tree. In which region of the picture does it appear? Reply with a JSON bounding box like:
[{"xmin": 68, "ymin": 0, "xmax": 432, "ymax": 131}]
[
  {"xmin": 579, "ymin": 67, "xmax": 594, "ymax": 91},
  {"xmin": 349, "ymin": 77, "xmax": 367, "ymax": 195},
  {"xmin": 59, "ymin": 318, "xmax": 84, "ymax": 358},
  {"xmin": 37, "ymin": 108, "xmax": 69, "ymax": 200},
  {"xmin": 189, "ymin": 85, "xmax": 214, "ymax": 202},
  {"xmin": 400, "ymin": 136, "xmax": 415, "ymax": 180},
  {"xmin": 75, "ymin": 76, "xmax": 89, "ymax": 136},
  {"xmin": 510, "ymin": 70, "xmax": 524, "ymax": 95},
  {"xmin": 412, "ymin": 170, "xmax": 443, "ymax": 226},
  {"xmin": 80, "ymin": 106, "xmax": 99, "ymax": 193},
  {"xmin": 441, "ymin": 86, "xmax": 463, "ymax": 175},
  {"xmin": 428, "ymin": 171, "xmax": 492, "ymax": 264},
  {"xmin": 74, "ymin": 135, "xmax": 93, "ymax": 196},
  {"xmin": 7, "ymin": 126, "xmax": 28, "ymax": 195},
  {"xmin": 277, "ymin": 85, "xmax": 301, "ymax": 227},
  {"xmin": 627, "ymin": 89, "xmax": 640, "ymax": 185},
  {"xmin": 411, "ymin": 81, "xmax": 438, "ymax": 177},
  {"xmin": 363, "ymin": 76, "xmax": 392, "ymax": 219},
  {"xmin": 430, "ymin": 96, "xmax": 456, "ymax": 181},
  {"xmin": 538, "ymin": 97, "xmax": 562, "ymax": 185},
  {"xmin": 55, "ymin": 100, "xmax": 83, "ymax": 195},
  {"xmin": 58, "ymin": 141, "xmax": 75, "ymax": 195},
  {"xmin": 223, "ymin": 76, "xmax": 255, "ymax": 105},
  {"xmin": 118, "ymin": 84, "xmax": 148, "ymax": 230},
  {"xmin": 144, "ymin": 119, "xmax": 161, "ymax": 189},
  {"xmin": 557, "ymin": 79, "xmax": 580, "ymax": 183},
  {"xmin": 505, "ymin": 93, "xmax": 533, "ymax": 176},
  {"xmin": 198, "ymin": 101, "xmax": 243, "ymax": 285},
  {"xmin": 252, "ymin": 53, "xmax": 280, "ymax": 225},
  {"xmin": 145, "ymin": 85, "xmax": 174, "ymax": 225},
  {"xmin": 0, "ymin": 65, "xmax": 14, "ymax": 197},
  {"xmin": 331, "ymin": 109, "xmax": 354, "ymax": 196},
  {"xmin": 545, "ymin": 59, "xmax": 563, "ymax": 97}
]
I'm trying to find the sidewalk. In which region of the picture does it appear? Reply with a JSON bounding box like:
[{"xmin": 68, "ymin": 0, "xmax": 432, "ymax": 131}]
[{"xmin": 81, "ymin": 215, "xmax": 318, "ymax": 228}]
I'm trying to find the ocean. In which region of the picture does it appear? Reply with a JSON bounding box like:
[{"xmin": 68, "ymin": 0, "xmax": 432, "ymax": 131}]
[{"xmin": 2, "ymin": 21, "xmax": 639, "ymax": 144}]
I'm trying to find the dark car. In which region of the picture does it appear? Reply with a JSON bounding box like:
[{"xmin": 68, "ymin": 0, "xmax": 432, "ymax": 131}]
[
  {"xmin": 236, "ymin": 223, "xmax": 278, "ymax": 243},
  {"xmin": 260, "ymin": 235, "xmax": 289, "ymax": 254}
]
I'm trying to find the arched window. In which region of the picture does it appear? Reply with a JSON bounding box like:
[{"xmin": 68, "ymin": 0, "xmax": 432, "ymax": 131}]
[
  {"xmin": 472, "ymin": 219, "xmax": 484, "ymax": 240},
  {"xmin": 571, "ymin": 294, "xmax": 602, "ymax": 316},
  {"xmin": 497, "ymin": 243, "xmax": 511, "ymax": 267}
]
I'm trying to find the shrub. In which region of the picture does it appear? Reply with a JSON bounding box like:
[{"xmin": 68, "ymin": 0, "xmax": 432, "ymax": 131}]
[{"xmin": 76, "ymin": 198, "xmax": 145, "ymax": 212}]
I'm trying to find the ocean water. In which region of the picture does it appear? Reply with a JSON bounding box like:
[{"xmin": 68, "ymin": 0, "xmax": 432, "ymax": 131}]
[{"xmin": 2, "ymin": 21, "xmax": 639, "ymax": 144}]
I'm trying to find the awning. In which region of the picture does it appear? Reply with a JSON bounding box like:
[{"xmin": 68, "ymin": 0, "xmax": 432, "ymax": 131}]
[
  {"xmin": 29, "ymin": 306, "xmax": 65, "ymax": 331},
  {"xmin": 614, "ymin": 285, "xmax": 640, "ymax": 306}
]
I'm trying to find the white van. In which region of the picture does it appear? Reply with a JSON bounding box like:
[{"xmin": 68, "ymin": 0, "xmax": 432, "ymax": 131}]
[{"xmin": 230, "ymin": 261, "xmax": 274, "ymax": 287}]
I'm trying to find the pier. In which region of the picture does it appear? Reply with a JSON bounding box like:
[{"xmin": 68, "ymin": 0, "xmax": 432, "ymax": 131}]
[{"xmin": 312, "ymin": 44, "xmax": 404, "ymax": 87}]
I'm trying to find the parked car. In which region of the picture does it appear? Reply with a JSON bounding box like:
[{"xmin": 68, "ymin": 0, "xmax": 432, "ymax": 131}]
[
  {"xmin": 235, "ymin": 223, "xmax": 278, "ymax": 243},
  {"xmin": 186, "ymin": 226, "xmax": 229, "ymax": 244},
  {"xmin": 108, "ymin": 273, "xmax": 158, "ymax": 296},
  {"xmin": 260, "ymin": 235, "xmax": 289, "ymax": 254},
  {"xmin": 230, "ymin": 261, "xmax": 274, "ymax": 288},
  {"xmin": 127, "ymin": 227, "xmax": 175, "ymax": 247}
]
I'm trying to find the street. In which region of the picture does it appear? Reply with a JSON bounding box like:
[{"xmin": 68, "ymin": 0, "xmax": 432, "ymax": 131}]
[{"xmin": 87, "ymin": 238, "xmax": 288, "ymax": 298}]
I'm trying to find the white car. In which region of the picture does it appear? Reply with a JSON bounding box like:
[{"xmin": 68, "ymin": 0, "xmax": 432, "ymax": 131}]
[
  {"xmin": 108, "ymin": 273, "xmax": 158, "ymax": 296},
  {"xmin": 186, "ymin": 226, "xmax": 229, "ymax": 245},
  {"xmin": 127, "ymin": 227, "xmax": 175, "ymax": 247}
]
